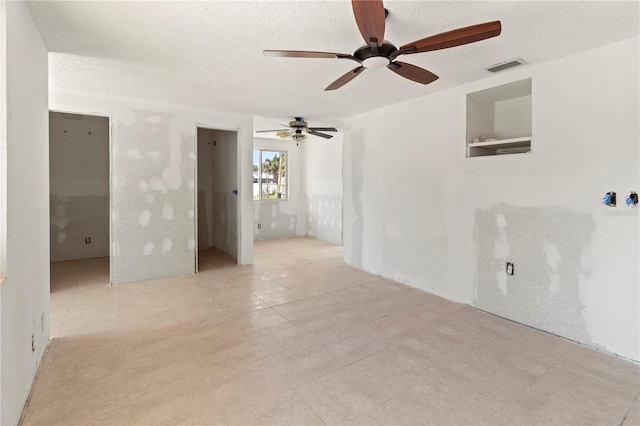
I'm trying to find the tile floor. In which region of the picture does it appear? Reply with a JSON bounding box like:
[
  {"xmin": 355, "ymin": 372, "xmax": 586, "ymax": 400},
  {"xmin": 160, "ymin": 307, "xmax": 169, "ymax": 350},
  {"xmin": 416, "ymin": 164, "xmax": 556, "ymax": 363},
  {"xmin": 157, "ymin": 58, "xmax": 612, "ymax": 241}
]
[{"xmin": 21, "ymin": 237, "xmax": 640, "ymax": 425}]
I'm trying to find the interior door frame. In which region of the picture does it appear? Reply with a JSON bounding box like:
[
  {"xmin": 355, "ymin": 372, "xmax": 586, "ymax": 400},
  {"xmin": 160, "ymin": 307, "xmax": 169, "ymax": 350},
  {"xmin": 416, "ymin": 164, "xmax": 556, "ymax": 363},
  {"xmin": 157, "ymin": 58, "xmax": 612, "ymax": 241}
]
[
  {"xmin": 48, "ymin": 109, "xmax": 113, "ymax": 284},
  {"xmin": 194, "ymin": 123, "xmax": 240, "ymax": 273}
]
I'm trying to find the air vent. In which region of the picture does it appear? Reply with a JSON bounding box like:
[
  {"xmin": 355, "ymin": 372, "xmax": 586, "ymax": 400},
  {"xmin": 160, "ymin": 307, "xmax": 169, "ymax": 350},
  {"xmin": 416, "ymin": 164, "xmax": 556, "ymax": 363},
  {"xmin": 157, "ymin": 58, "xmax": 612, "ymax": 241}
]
[
  {"xmin": 61, "ymin": 113, "xmax": 83, "ymax": 120},
  {"xmin": 486, "ymin": 58, "xmax": 527, "ymax": 73}
]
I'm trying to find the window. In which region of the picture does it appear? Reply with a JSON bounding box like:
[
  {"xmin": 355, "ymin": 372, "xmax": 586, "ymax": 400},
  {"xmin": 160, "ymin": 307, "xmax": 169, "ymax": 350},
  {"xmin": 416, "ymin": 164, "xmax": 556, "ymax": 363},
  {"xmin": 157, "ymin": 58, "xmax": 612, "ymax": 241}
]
[{"xmin": 253, "ymin": 149, "xmax": 287, "ymax": 201}]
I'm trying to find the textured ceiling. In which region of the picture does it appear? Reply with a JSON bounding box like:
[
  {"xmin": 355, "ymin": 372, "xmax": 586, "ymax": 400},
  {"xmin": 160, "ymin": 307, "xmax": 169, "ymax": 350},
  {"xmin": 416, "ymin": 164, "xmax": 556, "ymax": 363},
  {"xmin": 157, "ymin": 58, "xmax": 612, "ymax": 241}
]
[{"xmin": 28, "ymin": 1, "xmax": 639, "ymax": 123}]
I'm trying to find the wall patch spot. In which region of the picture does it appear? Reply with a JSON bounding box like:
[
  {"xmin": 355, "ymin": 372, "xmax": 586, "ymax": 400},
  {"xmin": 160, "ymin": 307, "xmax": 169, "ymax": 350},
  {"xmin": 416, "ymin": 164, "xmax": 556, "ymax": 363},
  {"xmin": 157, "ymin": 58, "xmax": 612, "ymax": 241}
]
[
  {"xmin": 188, "ymin": 209, "xmax": 194, "ymax": 218},
  {"xmin": 544, "ymin": 243, "xmax": 563, "ymax": 296},
  {"xmin": 57, "ymin": 233, "xmax": 67, "ymax": 244},
  {"xmin": 51, "ymin": 216, "xmax": 70, "ymax": 230},
  {"xmin": 163, "ymin": 202, "xmax": 174, "ymax": 220},
  {"xmin": 143, "ymin": 242, "xmax": 155, "ymax": 255},
  {"xmin": 145, "ymin": 193, "xmax": 155, "ymax": 203},
  {"xmin": 162, "ymin": 165, "xmax": 182, "ymax": 190},
  {"xmin": 496, "ymin": 272, "xmax": 507, "ymax": 295},
  {"xmin": 493, "ymin": 213, "xmax": 510, "ymax": 258},
  {"xmin": 150, "ymin": 176, "xmax": 166, "ymax": 192},
  {"xmin": 162, "ymin": 238, "xmax": 172, "ymax": 252},
  {"xmin": 55, "ymin": 204, "xmax": 67, "ymax": 217},
  {"xmin": 126, "ymin": 148, "xmax": 142, "ymax": 159},
  {"xmin": 271, "ymin": 222, "xmax": 277, "ymax": 229},
  {"xmin": 187, "ymin": 179, "xmax": 195, "ymax": 191},
  {"xmin": 139, "ymin": 210, "xmax": 151, "ymax": 226},
  {"xmin": 187, "ymin": 238, "xmax": 195, "ymax": 250},
  {"xmin": 139, "ymin": 180, "xmax": 150, "ymax": 193},
  {"xmin": 147, "ymin": 151, "xmax": 161, "ymax": 160}
]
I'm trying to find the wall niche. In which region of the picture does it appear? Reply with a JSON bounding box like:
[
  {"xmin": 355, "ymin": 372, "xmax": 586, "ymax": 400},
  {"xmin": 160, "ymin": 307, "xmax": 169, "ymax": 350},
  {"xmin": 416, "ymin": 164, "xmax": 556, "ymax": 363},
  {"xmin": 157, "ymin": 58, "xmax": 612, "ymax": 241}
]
[{"xmin": 466, "ymin": 78, "xmax": 532, "ymax": 158}]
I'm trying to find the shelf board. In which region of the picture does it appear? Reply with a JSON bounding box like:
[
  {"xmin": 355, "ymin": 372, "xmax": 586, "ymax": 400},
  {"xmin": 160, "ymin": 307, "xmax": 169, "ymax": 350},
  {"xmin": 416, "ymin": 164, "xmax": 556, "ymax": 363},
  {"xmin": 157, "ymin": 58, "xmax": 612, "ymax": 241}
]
[{"xmin": 467, "ymin": 136, "xmax": 532, "ymax": 149}]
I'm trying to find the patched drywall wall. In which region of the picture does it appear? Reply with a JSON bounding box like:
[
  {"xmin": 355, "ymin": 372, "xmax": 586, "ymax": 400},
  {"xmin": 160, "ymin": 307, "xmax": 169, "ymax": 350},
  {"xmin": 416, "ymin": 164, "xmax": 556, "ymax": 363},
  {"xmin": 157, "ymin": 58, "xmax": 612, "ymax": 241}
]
[
  {"xmin": 253, "ymin": 137, "xmax": 304, "ymax": 241},
  {"xmin": 49, "ymin": 112, "xmax": 109, "ymax": 261},
  {"xmin": 304, "ymin": 194, "xmax": 342, "ymax": 242},
  {"xmin": 343, "ymin": 37, "xmax": 640, "ymax": 360},
  {"xmin": 50, "ymin": 91, "xmax": 254, "ymax": 285},
  {"xmin": 253, "ymin": 202, "xmax": 298, "ymax": 241},
  {"xmin": 197, "ymin": 128, "xmax": 237, "ymax": 258},
  {"xmin": 112, "ymin": 109, "xmax": 195, "ymax": 284},
  {"xmin": 474, "ymin": 205, "xmax": 595, "ymax": 345},
  {"xmin": 1, "ymin": 2, "xmax": 50, "ymax": 424},
  {"xmin": 302, "ymin": 132, "xmax": 343, "ymax": 246}
]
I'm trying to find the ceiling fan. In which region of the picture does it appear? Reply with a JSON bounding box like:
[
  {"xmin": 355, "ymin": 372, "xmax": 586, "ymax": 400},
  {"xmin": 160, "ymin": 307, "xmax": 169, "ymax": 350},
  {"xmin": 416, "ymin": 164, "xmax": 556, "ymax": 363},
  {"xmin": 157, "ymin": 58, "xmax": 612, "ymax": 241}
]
[
  {"xmin": 264, "ymin": 0, "xmax": 501, "ymax": 91},
  {"xmin": 256, "ymin": 117, "xmax": 337, "ymax": 141}
]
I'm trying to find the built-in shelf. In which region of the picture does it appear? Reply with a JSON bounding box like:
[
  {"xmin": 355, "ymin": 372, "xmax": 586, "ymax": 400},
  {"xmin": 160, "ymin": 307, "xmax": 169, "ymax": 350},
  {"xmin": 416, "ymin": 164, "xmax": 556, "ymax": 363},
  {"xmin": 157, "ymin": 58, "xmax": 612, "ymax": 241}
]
[
  {"xmin": 467, "ymin": 136, "xmax": 532, "ymax": 157},
  {"xmin": 466, "ymin": 78, "xmax": 532, "ymax": 158}
]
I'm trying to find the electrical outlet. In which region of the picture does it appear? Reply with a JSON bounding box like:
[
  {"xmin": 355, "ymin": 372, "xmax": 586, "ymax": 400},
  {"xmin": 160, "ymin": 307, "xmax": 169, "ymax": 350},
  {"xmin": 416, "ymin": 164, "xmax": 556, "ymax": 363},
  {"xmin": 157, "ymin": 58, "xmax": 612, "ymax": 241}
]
[
  {"xmin": 506, "ymin": 262, "xmax": 514, "ymax": 275},
  {"xmin": 31, "ymin": 334, "xmax": 35, "ymax": 352},
  {"xmin": 257, "ymin": 223, "xmax": 261, "ymax": 229},
  {"xmin": 85, "ymin": 237, "xmax": 91, "ymax": 244}
]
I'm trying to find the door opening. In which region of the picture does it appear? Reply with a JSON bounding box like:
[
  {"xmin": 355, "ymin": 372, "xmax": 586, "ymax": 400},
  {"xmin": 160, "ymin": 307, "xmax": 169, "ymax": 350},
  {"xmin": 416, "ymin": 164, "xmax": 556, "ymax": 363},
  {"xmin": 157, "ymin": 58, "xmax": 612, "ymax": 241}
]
[
  {"xmin": 48, "ymin": 111, "xmax": 111, "ymax": 335},
  {"xmin": 195, "ymin": 126, "xmax": 239, "ymax": 272}
]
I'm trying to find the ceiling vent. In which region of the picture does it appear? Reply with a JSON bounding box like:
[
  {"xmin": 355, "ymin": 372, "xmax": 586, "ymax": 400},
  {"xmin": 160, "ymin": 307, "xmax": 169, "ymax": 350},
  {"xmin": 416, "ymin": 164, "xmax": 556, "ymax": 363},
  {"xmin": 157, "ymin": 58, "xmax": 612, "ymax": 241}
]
[
  {"xmin": 61, "ymin": 113, "xmax": 83, "ymax": 120},
  {"xmin": 486, "ymin": 58, "xmax": 527, "ymax": 73}
]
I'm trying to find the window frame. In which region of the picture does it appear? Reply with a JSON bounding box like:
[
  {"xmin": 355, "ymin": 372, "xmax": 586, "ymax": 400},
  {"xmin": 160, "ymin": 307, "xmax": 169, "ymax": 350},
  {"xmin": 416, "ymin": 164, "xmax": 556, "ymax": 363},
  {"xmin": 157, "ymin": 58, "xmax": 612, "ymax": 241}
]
[{"xmin": 253, "ymin": 148, "xmax": 288, "ymax": 202}]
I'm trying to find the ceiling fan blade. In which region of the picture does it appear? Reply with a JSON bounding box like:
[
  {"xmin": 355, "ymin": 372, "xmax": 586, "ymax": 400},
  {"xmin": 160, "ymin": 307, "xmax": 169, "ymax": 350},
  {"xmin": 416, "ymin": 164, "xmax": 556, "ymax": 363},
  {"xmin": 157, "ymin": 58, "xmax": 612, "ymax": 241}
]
[
  {"xmin": 308, "ymin": 130, "xmax": 334, "ymax": 139},
  {"xmin": 325, "ymin": 66, "xmax": 365, "ymax": 91},
  {"xmin": 263, "ymin": 50, "xmax": 350, "ymax": 59},
  {"xmin": 387, "ymin": 62, "xmax": 439, "ymax": 85},
  {"xmin": 351, "ymin": 0, "xmax": 386, "ymax": 46},
  {"xmin": 256, "ymin": 129, "xmax": 289, "ymax": 133},
  {"xmin": 399, "ymin": 21, "xmax": 502, "ymax": 54},
  {"xmin": 308, "ymin": 127, "xmax": 337, "ymax": 132}
]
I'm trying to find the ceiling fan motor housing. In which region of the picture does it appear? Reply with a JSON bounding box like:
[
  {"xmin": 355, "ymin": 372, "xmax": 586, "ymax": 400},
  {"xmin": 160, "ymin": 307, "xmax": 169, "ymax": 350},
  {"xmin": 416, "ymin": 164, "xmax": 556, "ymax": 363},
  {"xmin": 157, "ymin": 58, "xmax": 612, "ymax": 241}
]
[
  {"xmin": 354, "ymin": 42, "xmax": 398, "ymax": 68},
  {"xmin": 289, "ymin": 118, "xmax": 307, "ymax": 129}
]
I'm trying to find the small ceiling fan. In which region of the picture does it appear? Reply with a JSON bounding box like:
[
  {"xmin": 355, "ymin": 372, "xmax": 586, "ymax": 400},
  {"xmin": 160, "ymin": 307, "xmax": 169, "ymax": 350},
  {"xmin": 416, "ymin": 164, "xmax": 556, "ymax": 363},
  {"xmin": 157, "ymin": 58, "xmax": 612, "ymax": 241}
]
[
  {"xmin": 264, "ymin": 0, "xmax": 501, "ymax": 91},
  {"xmin": 256, "ymin": 117, "xmax": 337, "ymax": 141}
]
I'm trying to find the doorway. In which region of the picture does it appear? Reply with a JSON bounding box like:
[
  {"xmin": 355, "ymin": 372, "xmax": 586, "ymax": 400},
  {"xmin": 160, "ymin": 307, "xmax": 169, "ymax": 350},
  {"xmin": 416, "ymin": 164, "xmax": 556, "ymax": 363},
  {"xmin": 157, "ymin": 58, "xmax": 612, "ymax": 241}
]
[
  {"xmin": 195, "ymin": 126, "xmax": 239, "ymax": 272},
  {"xmin": 48, "ymin": 111, "xmax": 111, "ymax": 335}
]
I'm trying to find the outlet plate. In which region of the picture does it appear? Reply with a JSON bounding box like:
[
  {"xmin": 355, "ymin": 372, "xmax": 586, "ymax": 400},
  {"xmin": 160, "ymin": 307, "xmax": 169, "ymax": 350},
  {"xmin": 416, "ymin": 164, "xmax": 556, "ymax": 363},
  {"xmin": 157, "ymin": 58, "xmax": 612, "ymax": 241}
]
[
  {"xmin": 506, "ymin": 262, "xmax": 514, "ymax": 275},
  {"xmin": 85, "ymin": 237, "xmax": 91, "ymax": 244}
]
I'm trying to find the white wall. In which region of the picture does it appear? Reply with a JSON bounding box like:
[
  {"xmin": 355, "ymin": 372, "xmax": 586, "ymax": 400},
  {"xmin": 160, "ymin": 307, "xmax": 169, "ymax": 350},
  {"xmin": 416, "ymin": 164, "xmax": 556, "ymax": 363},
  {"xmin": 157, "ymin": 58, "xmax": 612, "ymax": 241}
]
[
  {"xmin": 302, "ymin": 132, "xmax": 343, "ymax": 245},
  {"xmin": 49, "ymin": 112, "xmax": 109, "ymax": 261},
  {"xmin": 1, "ymin": 2, "xmax": 50, "ymax": 424},
  {"xmin": 253, "ymin": 137, "xmax": 304, "ymax": 241},
  {"xmin": 197, "ymin": 128, "xmax": 214, "ymax": 251},
  {"xmin": 50, "ymin": 90, "xmax": 254, "ymax": 284},
  {"xmin": 344, "ymin": 37, "xmax": 639, "ymax": 361},
  {"xmin": 197, "ymin": 128, "xmax": 238, "ymax": 258}
]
